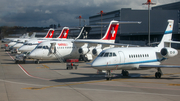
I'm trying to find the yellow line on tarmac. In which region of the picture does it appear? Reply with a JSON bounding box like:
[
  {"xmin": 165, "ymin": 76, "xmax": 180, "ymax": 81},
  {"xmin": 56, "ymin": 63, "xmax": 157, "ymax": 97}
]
[
  {"xmin": 168, "ymin": 84, "xmax": 180, "ymax": 86},
  {"xmin": 22, "ymin": 79, "xmax": 127, "ymax": 90},
  {"xmin": 36, "ymin": 65, "xmax": 50, "ymax": 69}
]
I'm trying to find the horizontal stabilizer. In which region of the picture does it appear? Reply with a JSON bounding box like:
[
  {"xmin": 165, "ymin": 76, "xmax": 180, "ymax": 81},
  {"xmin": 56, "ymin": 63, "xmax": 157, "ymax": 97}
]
[
  {"xmin": 96, "ymin": 21, "xmax": 141, "ymax": 25},
  {"xmin": 164, "ymin": 41, "xmax": 180, "ymax": 44}
]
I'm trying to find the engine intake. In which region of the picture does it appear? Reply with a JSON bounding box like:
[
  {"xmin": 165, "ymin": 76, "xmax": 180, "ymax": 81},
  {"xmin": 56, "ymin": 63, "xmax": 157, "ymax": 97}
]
[
  {"xmin": 92, "ymin": 48, "xmax": 102, "ymax": 56},
  {"xmin": 160, "ymin": 47, "xmax": 178, "ymax": 58},
  {"xmin": 78, "ymin": 48, "xmax": 89, "ymax": 55}
]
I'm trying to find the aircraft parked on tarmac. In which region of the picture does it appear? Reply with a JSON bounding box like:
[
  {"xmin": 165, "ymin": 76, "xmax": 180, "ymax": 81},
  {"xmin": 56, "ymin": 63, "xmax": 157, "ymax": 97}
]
[
  {"xmin": 12, "ymin": 28, "xmax": 56, "ymax": 50},
  {"xmin": 8, "ymin": 28, "xmax": 54, "ymax": 48},
  {"xmin": 18, "ymin": 27, "xmax": 70, "ymax": 52},
  {"xmin": 28, "ymin": 20, "xmax": 141, "ymax": 64},
  {"xmin": 91, "ymin": 20, "xmax": 180, "ymax": 80}
]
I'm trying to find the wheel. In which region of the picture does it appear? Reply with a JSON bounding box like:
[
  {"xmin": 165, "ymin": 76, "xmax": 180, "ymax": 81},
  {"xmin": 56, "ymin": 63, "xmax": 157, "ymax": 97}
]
[
  {"xmin": 122, "ymin": 70, "xmax": 129, "ymax": 76},
  {"xmin": 35, "ymin": 60, "xmax": 39, "ymax": 64},
  {"xmin": 106, "ymin": 77, "xmax": 111, "ymax": 81},
  {"xmin": 15, "ymin": 60, "xmax": 18, "ymax": 64},
  {"xmin": 155, "ymin": 72, "xmax": 161, "ymax": 79}
]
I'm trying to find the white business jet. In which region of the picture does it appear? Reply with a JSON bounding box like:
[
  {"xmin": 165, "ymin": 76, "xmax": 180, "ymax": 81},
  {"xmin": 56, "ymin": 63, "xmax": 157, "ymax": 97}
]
[
  {"xmin": 28, "ymin": 20, "xmax": 141, "ymax": 64},
  {"xmin": 18, "ymin": 27, "xmax": 69, "ymax": 52},
  {"xmin": 91, "ymin": 20, "xmax": 180, "ymax": 80}
]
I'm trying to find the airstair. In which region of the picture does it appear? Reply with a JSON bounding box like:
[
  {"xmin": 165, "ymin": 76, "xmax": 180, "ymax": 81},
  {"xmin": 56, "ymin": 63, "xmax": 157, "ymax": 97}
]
[{"xmin": 49, "ymin": 43, "xmax": 65, "ymax": 62}]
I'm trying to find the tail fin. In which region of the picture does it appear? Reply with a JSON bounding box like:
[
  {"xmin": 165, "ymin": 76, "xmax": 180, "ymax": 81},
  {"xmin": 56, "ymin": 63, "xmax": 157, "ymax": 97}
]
[
  {"xmin": 30, "ymin": 32, "xmax": 36, "ymax": 38},
  {"xmin": 57, "ymin": 27, "xmax": 69, "ymax": 39},
  {"xmin": 158, "ymin": 20, "xmax": 174, "ymax": 48},
  {"xmin": 75, "ymin": 27, "xmax": 91, "ymax": 40},
  {"xmin": 44, "ymin": 28, "xmax": 55, "ymax": 38},
  {"xmin": 101, "ymin": 20, "xmax": 119, "ymax": 42}
]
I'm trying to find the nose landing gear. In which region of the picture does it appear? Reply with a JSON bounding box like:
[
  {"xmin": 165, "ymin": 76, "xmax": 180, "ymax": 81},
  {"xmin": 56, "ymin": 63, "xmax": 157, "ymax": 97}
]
[{"xmin": 106, "ymin": 70, "xmax": 112, "ymax": 80}]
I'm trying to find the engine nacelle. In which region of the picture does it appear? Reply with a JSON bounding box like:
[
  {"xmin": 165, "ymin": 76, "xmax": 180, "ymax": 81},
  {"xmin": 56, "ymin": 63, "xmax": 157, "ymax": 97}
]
[
  {"xmin": 78, "ymin": 48, "xmax": 89, "ymax": 55},
  {"xmin": 92, "ymin": 48, "xmax": 102, "ymax": 56},
  {"xmin": 160, "ymin": 47, "xmax": 178, "ymax": 58}
]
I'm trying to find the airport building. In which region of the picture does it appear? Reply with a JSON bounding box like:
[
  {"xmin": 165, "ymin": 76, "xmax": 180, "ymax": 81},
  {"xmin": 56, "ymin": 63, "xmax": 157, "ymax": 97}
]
[{"xmin": 89, "ymin": 1, "xmax": 180, "ymax": 47}]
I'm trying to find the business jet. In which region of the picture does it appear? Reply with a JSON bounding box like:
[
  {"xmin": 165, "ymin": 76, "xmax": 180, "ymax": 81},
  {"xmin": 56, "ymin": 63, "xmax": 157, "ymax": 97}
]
[
  {"xmin": 18, "ymin": 27, "xmax": 70, "ymax": 52},
  {"xmin": 91, "ymin": 19, "xmax": 180, "ymax": 80},
  {"xmin": 28, "ymin": 20, "xmax": 141, "ymax": 64}
]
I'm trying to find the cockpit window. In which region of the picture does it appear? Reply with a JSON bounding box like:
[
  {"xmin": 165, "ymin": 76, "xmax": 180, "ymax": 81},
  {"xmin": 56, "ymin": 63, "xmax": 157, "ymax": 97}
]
[
  {"xmin": 109, "ymin": 53, "xmax": 112, "ymax": 57},
  {"xmin": 37, "ymin": 46, "xmax": 42, "ymax": 49},
  {"xmin": 43, "ymin": 46, "xmax": 49, "ymax": 49},
  {"xmin": 99, "ymin": 52, "xmax": 105, "ymax": 57},
  {"xmin": 98, "ymin": 52, "xmax": 117, "ymax": 57},
  {"xmin": 104, "ymin": 53, "xmax": 109, "ymax": 57},
  {"xmin": 113, "ymin": 53, "xmax": 116, "ymax": 56}
]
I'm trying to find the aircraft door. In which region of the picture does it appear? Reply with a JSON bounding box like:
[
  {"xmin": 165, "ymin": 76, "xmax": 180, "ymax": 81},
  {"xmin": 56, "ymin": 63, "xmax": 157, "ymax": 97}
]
[
  {"xmin": 49, "ymin": 43, "xmax": 56, "ymax": 54},
  {"xmin": 118, "ymin": 51, "xmax": 125, "ymax": 63}
]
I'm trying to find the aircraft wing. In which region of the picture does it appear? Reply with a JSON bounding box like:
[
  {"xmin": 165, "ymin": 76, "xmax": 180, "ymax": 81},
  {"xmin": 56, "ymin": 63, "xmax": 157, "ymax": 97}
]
[
  {"xmin": 73, "ymin": 40, "xmax": 139, "ymax": 48},
  {"xmin": 139, "ymin": 65, "xmax": 180, "ymax": 69}
]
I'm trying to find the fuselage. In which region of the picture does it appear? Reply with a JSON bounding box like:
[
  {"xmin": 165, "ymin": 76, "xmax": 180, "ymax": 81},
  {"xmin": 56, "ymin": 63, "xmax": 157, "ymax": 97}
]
[
  {"xmin": 29, "ymin": 40, "xmax": 80, "ymax": 60},
  {"xmin": 91, "ymin": 47, "xmax": 163, "ymax": 70},
  {"xmin": 28, "ymin": 39, "xmax": 115, "ymax": 60}
]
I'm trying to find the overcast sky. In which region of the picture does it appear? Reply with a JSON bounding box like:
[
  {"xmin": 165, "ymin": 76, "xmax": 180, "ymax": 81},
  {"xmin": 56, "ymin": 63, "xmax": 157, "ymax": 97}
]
[{"xmin": 0, "ymin": 0, "xmax": 179, "ymax": 27}]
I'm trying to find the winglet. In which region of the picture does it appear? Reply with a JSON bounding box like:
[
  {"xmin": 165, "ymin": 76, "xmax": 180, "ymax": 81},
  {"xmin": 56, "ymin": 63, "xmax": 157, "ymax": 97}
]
[
  {"xmin": 57, "ymin": 27, "xmax": 69, "ymax": 39},
  {"xmin": 44, "ymin": 28, "xmax": 55, "ymax": 38}
]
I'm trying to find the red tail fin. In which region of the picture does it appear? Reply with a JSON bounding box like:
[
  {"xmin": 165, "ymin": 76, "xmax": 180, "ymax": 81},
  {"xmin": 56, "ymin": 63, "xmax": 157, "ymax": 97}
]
[
  {"xmin": 44, "ymin": 28, "xmax": 55, "ymax": 38},
  {"xmin": 57, "ymin": 27, "xmax": 69, "ymax": 39},
  {"xmin": 101, "ymin": 21, "xmax": 119, "ymax": 40}
]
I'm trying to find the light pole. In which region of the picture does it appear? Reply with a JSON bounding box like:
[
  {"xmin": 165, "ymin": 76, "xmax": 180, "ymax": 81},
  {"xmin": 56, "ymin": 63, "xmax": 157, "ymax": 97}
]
[
  {"xmin": 142, "ymin": 0, "xmax": 156, "ymax": 46},
  {"xmin": 77, "ymin": 16, "xmax": 82, "ymax": 26},
  {"xmin": 98, "ymin": 10, "xmax": 105, "ymax": 38}
]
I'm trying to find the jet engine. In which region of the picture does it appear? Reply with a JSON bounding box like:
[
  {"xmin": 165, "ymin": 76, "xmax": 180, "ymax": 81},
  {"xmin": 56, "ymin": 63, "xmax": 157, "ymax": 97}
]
[
  {"xmin": 78, "ymin": 48, "xmax": 89, "ymax": 55},
  {"xmin": 92, "ymin": 48, "xmax": 102, "ymax": 56},
  {"xmin": 160, "ymin": 47, "xmax": 178, "ymax": 58}
]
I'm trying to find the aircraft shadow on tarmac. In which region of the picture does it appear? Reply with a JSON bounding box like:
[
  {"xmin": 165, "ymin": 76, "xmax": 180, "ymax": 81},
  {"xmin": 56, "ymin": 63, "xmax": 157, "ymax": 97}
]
[{"xmin": 50, "ymin": 72, "xmax": 180, "ymax": 83}]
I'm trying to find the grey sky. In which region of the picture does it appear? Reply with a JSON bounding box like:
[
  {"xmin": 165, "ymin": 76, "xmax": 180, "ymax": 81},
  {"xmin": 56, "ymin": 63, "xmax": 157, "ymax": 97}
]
[{"xmin": 0, "ymin": 0, "xmax": 179, "ymax": 27}]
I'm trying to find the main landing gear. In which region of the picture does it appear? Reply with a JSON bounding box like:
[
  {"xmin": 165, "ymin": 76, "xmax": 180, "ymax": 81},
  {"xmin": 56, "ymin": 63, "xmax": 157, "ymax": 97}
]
[
  {"xmin": 121, "ymin": 70, "xmax": 129, "ymax": 77},
  {"xmin": 106, "ymin": 70, "xmax": 112, "ymax": 80},
  {"xmin": 155, "ymin": 68, "xmax": 162, "ymax": 79},
  {"xmin": 35, "ymin": 59, "xmax": 40, "ymax": 64}
]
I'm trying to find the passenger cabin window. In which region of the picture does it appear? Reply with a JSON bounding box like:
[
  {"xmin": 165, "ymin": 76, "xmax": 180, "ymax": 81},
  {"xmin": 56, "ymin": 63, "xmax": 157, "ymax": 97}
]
[{"xmin": 129, "ymin": 54, "xmax": 150, "ymax": 58}]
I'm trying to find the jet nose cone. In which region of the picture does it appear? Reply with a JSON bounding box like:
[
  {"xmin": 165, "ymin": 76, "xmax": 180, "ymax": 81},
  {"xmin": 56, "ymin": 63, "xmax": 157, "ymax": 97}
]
[
  {"xmin": 91, "ymin": 58, "xmax": 102, "ymax": 67},
  {"xmin": 18, "ymin": 46, "xmax": 26, "ymax": 52},
  {"xmin": 13, "ymin": 44, "xmax": 22, "ymax": 49},
  {"xmin": 8, "ymin": 42, "xmax": 15, "ymax": 47},
  {"xmin": 28, "ymin": 52, "xmax": 36, "ymax": 59}
]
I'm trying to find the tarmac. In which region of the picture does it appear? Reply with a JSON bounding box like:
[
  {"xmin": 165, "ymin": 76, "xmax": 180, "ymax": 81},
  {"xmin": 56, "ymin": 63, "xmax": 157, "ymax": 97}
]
[{"xmin": 0, "ymin": 41, "xmax": 180, "ymax": 101}]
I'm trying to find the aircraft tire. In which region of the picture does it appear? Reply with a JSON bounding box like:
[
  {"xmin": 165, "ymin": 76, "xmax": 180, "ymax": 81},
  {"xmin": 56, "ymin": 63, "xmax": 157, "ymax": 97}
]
[
  {"xmin": 106, "ymin": 77, "xmax": 111, "ymax": 81},
  {"xmin": 155, "ymin": 72, "xmax": 161, "ymax": 79}
]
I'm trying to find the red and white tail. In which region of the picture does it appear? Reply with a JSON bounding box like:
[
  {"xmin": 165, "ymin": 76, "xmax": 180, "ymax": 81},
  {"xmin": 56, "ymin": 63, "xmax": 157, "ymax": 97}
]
[
  {"xmin": 101, "ymin": 21, "xmax": 119, "ymax": 42},
  {"xmin": 44, "ymin": 28, "xmax": 55, "ymax": 38},
  {"xmin": 57, "ymin": 27, "xmax": 69, "ymax": 39}
]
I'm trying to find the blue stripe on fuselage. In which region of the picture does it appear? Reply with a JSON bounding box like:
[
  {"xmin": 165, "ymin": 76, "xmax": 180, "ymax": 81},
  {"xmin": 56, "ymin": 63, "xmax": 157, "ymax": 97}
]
[
  {"xmin": 165, "ymin": 30, "xmax": 172, "ymax": 34},
  {"xmin": 93, "ymin": 58, "xmax": 166, "ymax": 67}
]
